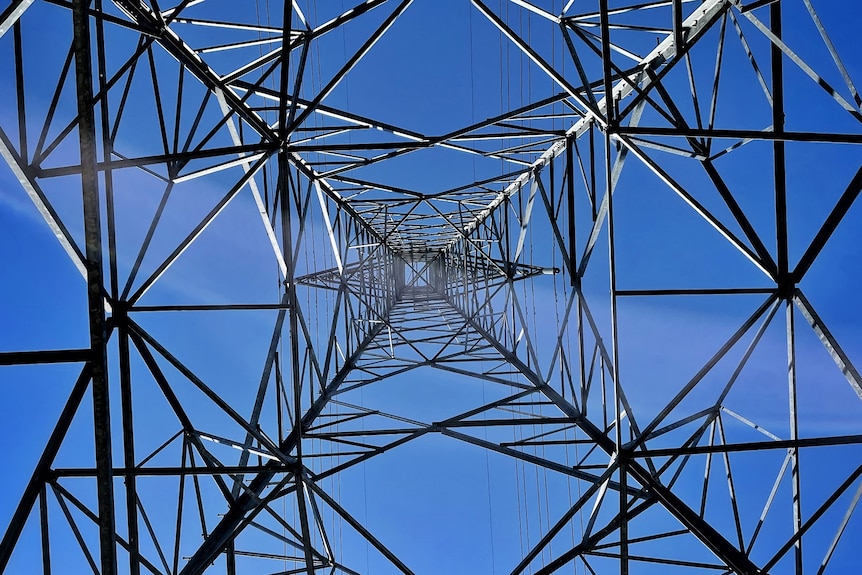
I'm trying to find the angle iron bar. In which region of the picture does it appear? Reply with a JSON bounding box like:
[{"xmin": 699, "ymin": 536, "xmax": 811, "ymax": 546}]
[
  {"xmin": 688, "ymin": 157, "xmax": 778, "ymax": 274},
  {"xmin": 305, "ymin": 484, "xmax": 335, "ymax": 564},
  {"xmin": 437, "ymin": 92, "xmax": 573, "ymax": 144},
  {"xmin": 0, "ymin": 127, "xmax": 88, "ymax": 279},
  {"xmin": 108, "ymin": 34, "xmax": 145, "ymax": 148},
  {"xmin": 292, "ymin": 476, "xmax": 316, "ymax": 575},
  {"xmin": 307, "ymin": 0, "xmax": 390, "ymax": 42},
  {"xmin": 285, "ymin": 36, "xmax": 310, "ymax": 132},
  {"xmin": 128, "ymin": 338, "xmax": 256, "ymax": 501},
  {"xmin": 72, "ymin": 1, "xmax": 119, "ymax": 570},
  {"xmin": 128, "ymin": 153, "xmax": 271, "ymax": 304},
  {"xmin": 34, "ymin": 143, "xmax": 276, "ymax": 178},
  {"xmin": 615, "ymin": 135, "xmax": 773, "ymax": 278},
  {"xmin": 52, "ymin": 465, "xmax": 298, "ymax": 478},
  {"xmin": 232, "ymin": 81, "xmax": 429, "ymax": 143},
  {"xmin": 583, "ymin": 550, "xmax": 727, "ymax": 570},
  {"xmin": 505, "ymin": 280, "xmax": 545, "ymax": 380},
  {"xmin": 637, "ymin": 434, "xmax": 862, "ymax": 458},
  {"xmin": 792, "ymin": 163, "xmax": 862, "ymax": 283},
  {"xmin": 486, "ymin": 122, "xmax": 567, "ymax": 136},
  {"xmin": 119, "ymin": 179, "xmax": 174, "ymax": 301},
  {"xmin": 565, "ymin": 0, "xmax": 700, "ymax": 22},
  {"xmin": 560, "ymin": 21, "xmax": 601, "ymax": 113},
  {"xmin": 684, "ymin": 52, "xmax": 706, "ymax": 140},
  {"xmin": 289, "ymin": 154, "xmax": 404, "ymax": 257},
  {"xmin": 117, "ymin": 323, "xmax": 141, "ymax": 575},
  {"xmin": 739, "ymin": 0, "xmax": 778, "ymax": 12},
  {"xmin": 293, "ymin": 300, "xmax": 330, "ymax": 390},
  {"xmin": 716, "ymin": 416, "xmax": 746, "ymax": 550},
  {"xmin": 179, "ymin": 441, "xmax": 201, "ymax": 562},
  {"xmin": 197, "ymin": 35, "xmax": 286, "ymax": 55},
  {"xmin": 38, "ymin": 486, "xmax": 49, "ymax": 575},
  {"xmin": 13, "ymin": 20, "xmax": 26, "ymax": 163},
  {"xmin": 430, "ymin": 362, "xmax": 535, "ymax": 390},
  {"xmin": 0, "ymin": 349, "xmax": 91, "ymax": 365},
  {"xmin": 31, "ymin": 43, "xmax": 75, "ymax": 166},
  {"xmin": 793, "ymin": 290, "xmax": 862, "ymax": 400},
  {"xmin": 616, "ymin": 288, "xmax": 775, "ymax": 296},
  {"xmin": 785, "ymin": 299, "xmax": 805, "ymax": 575},
  {"xmin": 173, "ymin": 151, "xmax": 267, "ymax": 183},
  {"xmin": 720, "ymin": 407, "xmax": 781, "ymax": 441},
  {"xmin": 801, "ymin": 0, "xmax": 861, "ymax": 109},
  {"xmin": 656, "ymin": 414, "xmax": 716, "ymax": 488},
  {"xmin": 605, "ymin": 122, "xmax": 629, "ymax": 464},
  {"xmin": 534, "ymin": 171, "xmax": 574, "ymax": 278},
  {"xmin": 0, "ymin": 0, "xmax": 34, "ymax": 38},
  {"xmin": 439, "ymin": 417, "xmax": 578, "ymax": 428},
  {"xmin": 591, "ymin": 528, "xmax": 692, "ymax": 551},
  {"xmin": 624, "ymin": 134, "xmax": 707, "ymax": 158},
  {"xmin": 51, "ymin": 483, "xmax": 109, "ymax": 575},
  {"xmin": 578, "ymin": 95, "xmax": 647, "ymax": 277},
  {"xmin": 221, "ymin": 46, "xmax": 284, "ymax": 86},
  {"xmin": 32, "ymin": 23, "xmax": 239, "ymax": 171},
  {"xmin": 131, "ymin": 303, "xmax": 291, "ymax": 312},
  {"xmin": 438, "ymin": 427, "xmax": 630, "ymax": 490},
  {"xmin": 0, "ymin": 365, "xmax": 92, "ymax": 572},
  {"xmin": 249, "ymin": 518, "xmax": 323, "ymax": 563},
  {"xmin": 424, "ymin": 200, "xmax": 511, "ymax": 277},
  {"xmin": 319, "ymin": 144, "xmax": 464, "ymax": 179},
  {"xmin": 165, "ymin": 17, "xmax": 284, "ymax": 33},
  {"xmin": 815, "ymin": 478, "xmax": 862, "ymax": 575},
  {"xmin": 762, "ymin": 463, "xmax": 862, "ymax": 573},
  {"xmin": 145, "ymin": 46, "xmax": 170, "ymax": 158},
  {"xmin": 216, "ymin": 88, "xmax": 288, "ymax": 276},
  {"xmin": 739, "ymin": 6, "xmax": 862, "ymax": 123}
]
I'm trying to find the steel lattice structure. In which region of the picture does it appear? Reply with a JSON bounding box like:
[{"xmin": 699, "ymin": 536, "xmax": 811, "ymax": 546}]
[{"xmin": 1, "ymin": 0, "xmax": 862, "ymax": 573}]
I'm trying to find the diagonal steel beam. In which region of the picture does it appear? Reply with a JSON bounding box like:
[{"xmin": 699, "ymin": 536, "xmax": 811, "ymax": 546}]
[
  {"xmin": 794, "ymin": 290, "xmax": 862, "ymax": 401},
  {"xmin": 0, "ymin": 127, "xmax": 88, "ymax": 279},
  {"xmin": 0, "ymin": 365, "xmax": 92, "ymax": 572},
  {"xmin": 0, "ymin": 0, "xmax": 34, "ymax": 38}
]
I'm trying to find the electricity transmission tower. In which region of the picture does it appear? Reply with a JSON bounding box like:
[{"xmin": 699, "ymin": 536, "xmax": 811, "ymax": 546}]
[{"xmin": 2, "ymin": 0, "xmax": 862, "ymax": 573}]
